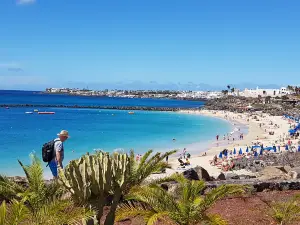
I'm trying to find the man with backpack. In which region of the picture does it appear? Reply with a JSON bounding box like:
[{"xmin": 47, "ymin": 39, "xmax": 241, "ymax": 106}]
[{"xmin": 42, "ymin": 130, "xmax": 69, "ymax": 178}]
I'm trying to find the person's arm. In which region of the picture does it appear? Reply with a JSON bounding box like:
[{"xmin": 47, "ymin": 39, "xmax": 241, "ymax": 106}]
[
  {"xmin": 55, "ymin": 142, "xmax": 63, "ymax": 168},
  {"xmin": 56, "ymin": 151, "xmax": 63, "ymax": 168}
]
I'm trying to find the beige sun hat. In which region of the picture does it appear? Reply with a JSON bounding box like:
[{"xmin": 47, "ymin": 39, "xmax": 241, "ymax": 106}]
[{"xmin": 57, "ymin": 130, "xmax": 70, "ymax": 137}]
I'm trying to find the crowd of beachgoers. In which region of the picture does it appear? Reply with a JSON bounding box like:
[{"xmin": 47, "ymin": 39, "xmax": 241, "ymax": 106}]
[{"xmin": 157, "ymin": 109, "xmax": 300, "ymax": 179}]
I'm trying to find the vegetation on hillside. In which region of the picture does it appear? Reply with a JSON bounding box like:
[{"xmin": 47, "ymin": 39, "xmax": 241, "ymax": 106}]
[
  {"xmin": 270, "ymin": 194, "xmax": 300, "ymax": 225},
  {"xmin": 0, "ymin": 154, "xmax": 94, "ymax": 225},
  {"xmin": 0, "ymin": 150, "xmax": 250, "ymax": 225},
  {"xmin": 116, "ymin": 174, "xmax": 246, "ymax": 225}
]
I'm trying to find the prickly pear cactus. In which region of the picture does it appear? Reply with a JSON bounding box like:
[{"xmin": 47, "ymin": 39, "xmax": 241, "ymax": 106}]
[
  {"xmin": 58, "ymin": 151, "xmax": 130, "ymax": 223},
  {"xmin": 59, "ymin": 151, "xmax": 129, "ymax": 202}
]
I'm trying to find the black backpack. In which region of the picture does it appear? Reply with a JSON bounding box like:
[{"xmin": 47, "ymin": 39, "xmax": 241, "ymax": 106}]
[{"xmin": 42, "ymin": 139, "xmax": 57, "ymax": 163}]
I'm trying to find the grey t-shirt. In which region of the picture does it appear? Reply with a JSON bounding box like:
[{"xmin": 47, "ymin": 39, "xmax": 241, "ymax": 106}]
[{"xmin": 52, "ymin": 138, "xmax": 64, "ymax": 162}]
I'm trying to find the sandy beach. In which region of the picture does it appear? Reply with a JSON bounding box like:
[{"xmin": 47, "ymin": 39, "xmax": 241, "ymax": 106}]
[{"xmin": 151, "ymin": 109, "xmax": 297, "ymax": 180}]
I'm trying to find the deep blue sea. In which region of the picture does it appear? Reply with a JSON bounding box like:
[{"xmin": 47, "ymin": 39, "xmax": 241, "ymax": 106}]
[{"xmin": 0, "ymin": 90, "xmax": 231, "ymax": 176}]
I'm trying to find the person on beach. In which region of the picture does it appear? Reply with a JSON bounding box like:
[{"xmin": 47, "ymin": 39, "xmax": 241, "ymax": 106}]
[
  {"xmin": 49, "ymin": 130, "xmax": 69, "ymax": 178},
  {"xmin": 216, "ymin": 135, "xmax": 219, "ymax": 141},
  {"xmin": 183, "ymin": 148, "xmax": 187, "ymax": 158},
  {"xmin": 186, "ymin": 152, "xmax": 191, "ymax": 159}
]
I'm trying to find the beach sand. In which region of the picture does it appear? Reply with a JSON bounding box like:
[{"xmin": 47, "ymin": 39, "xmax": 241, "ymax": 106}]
[{"xmin": 150, "ymin": 109, "xmax": 295, "ymax": 180}]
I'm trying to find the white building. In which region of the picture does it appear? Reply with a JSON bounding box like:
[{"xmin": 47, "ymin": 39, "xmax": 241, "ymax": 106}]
[{"xmin": 239, "ymin": 87, "xmax": 292, "ymax": 98}]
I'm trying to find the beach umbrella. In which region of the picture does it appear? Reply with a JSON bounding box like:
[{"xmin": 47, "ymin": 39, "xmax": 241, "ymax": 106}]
[
  {"xmin": 233, "ymin": 148, "xmax": 236, "ymax": 155},
  {"xmin": 218, "ymin": 152, "xmax": 223, "ymax": 158},
  {"xmin": 239, "ymin": 148, "xmax": 243, "ymax": 155},
  {"xmin": 285, "ymin": 145, "xmax": 289, "ymax": 151},
  {"xmin": 264, "ymin": 147, "xmax": 273, "ymax": 151},
  {"xmin": 252, "ymin": 145, "xmax": 261, "ymax": 149},
  {"xmin": 273, "ymin": 146, "xmax": 277, "ymax": 152},
  {"xmin": 224, "ymin": 150, "xmax": 228, "ymax": 157},
  {"xmin": 254, "ymin": 151, "xmax": 258, "ymax": 157},
  {"xmin": 298, "ymin": 146, "xmax": 300, "ymax": 152},
  {"xmin": 246, "ymin": 147, "xmax": 249, "ymax": 153},
  {"xmin": 260, "ymin": 147, "xmax": 263, "ymax": 155}
]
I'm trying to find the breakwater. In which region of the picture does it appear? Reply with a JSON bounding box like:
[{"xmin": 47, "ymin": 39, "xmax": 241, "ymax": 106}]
[{"xmin": 1, "ymin": 104, "xmax": 202, "ymax": 111}]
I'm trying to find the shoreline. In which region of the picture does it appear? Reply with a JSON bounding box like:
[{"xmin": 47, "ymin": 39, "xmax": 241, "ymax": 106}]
[
  {"xmin": 2, "ymin": 107, "xmax": 295, "ymax": 180},
  {"xmin": 155, "ymin": 109, "xmax": 294, "ymax": 179}
]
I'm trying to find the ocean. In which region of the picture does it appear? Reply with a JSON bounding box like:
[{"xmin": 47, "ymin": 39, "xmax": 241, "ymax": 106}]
[{"xmin": 0, "ymin": 90, "xmax": 231, "ymax": 176}]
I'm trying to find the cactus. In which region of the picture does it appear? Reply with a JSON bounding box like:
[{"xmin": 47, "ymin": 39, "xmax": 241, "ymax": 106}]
[{"xmin": 59, "ymin": 151, "xmax": 130, "ymax": 224}]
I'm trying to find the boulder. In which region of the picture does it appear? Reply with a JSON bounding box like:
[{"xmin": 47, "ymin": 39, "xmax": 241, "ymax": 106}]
[
  {"xmin": 258, "ymin": 166, "xmax": 289, "ymax": 181},
  {"xmin": 160, "ymin": 181, "xmax": 180, "ymax": 197},
  {"xmin": 194, "ymin": 166, "xmax": 211, "ymax": 181},
  {"xmin": 288, "ymin": 167, "xmax": 300, "ymax": 179},
  {"xmin": 182, "ymin": 168, "xmax": 199, "ymax": 180},
  {"xmin": 217, "ymin": 173, "xmax": 226, "ymax": 180},
  {"xmin": 182, "ymin": 166, "xmax": 211, "ymax": 181}
]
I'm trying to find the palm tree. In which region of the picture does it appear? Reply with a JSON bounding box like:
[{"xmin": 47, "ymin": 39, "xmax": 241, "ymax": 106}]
[
  {"xmin": 124, "ymin": 149, "xmax": 176, "ymax": 194},
  {"xmin": 231, "ymin": 88, "xmax": 235, "ymax": 93},
  {"xmin": 116, "ymin": 174, "xmax": 245, "ymax": 225},
  {"xmin": 0, "ymin": 154, "xmax": 94, "ymax": 224},
  {"xmin": 0, "ymin": 198, "xmax": 95, "ymax": 225},
  {"xmin": 58, "ymin": 150, "xmax": 176, "ymax": 224},
  {"xmin": 0, "ymin": 154, "xmax": 63, "ymax": 213},
  {"xmin": 227, "ymin": 85, "xmax": 231, "ymax": 91}
]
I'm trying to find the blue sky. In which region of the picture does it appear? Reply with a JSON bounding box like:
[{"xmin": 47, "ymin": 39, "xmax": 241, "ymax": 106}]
[{"xmin": 0, "ymin": 0, "xmax": 300, "ymax": 90}]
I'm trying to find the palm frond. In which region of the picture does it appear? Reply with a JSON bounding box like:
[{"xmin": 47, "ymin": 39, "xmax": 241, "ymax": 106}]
[
  {"xmin": 126, "ymin": 185, "xmax": 179, "ymax": 214},
  {"xmin": 34, "ymin": 199, "xmax": 95, "ymax": 225},
  {"xmin": 137, "ymin": 150, "xmax": 153, "ymax": 172},
  {"xmin": 116, "ymin": 202, "xmax": 155, "ymax": 222},
  {"xmin": 203, "ymin": 214, "xmax": 228, "ymax": 225},
  {"xmin": 19, "ymin": 155, "xmax": 45, "ymax": 195},
  {"xmin": 147, "ymin": 212, "xmax": 173, "ymax": 225},
  {"xmin": 121, "ymin": 173, "xmax": 245, "ymax": 225},
  {"xmin": 202, "ymin": 184, "xmax": 245, "ymax": 211},
  {"xmin": 0, "ymin": 201, "xmax": 7, "ymax": 225},
  {"xmin": 3, "ymin": 199, "xmax": 30, "ymax": 225},
  {"xmin": 270, "ymin": 196, "xmax": 300, "ymax": 225},
  {"xmin": 0, "ymin": 175, "xmax": 25, "ymax": 200}
]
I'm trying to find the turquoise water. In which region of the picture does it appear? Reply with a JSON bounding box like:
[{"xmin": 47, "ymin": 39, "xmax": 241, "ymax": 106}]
[{"xmin": 0, "ymin": 91, "xmax": 231, "ymax": 176}]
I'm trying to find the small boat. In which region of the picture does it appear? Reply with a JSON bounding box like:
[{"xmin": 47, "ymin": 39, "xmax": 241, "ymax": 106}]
[
  {"xmin": 34, "ymin": 109, "xmax": 38, "ymax": 112},
  {"xmin": 5, "ymin": 107, "xmax": 9, "ymax": 109},
  {"xmin": 25, "ymin": 112, "xmax": 33, "ymax": 114},
  {"xmin": 128, "ymin": 111, "xmax": 135, "ymax": 114},
  {"xmin": 38, "ymin": 112, "xmax": 55, "ymax": 114}
]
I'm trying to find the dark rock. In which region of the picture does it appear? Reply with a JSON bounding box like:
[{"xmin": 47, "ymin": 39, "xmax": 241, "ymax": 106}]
[
  {"xmin": 217, "ymin": 173, "xmax": 226, "ymax": 180},
  {"xmin": 225, "ymin": 173, "xmax": 240, "ymax": 180},
  {"xmin": 182, "ymin": 166, "xmax": 211, "ymax": 181},
  {"xmin": 193, "ymin": 166, "xmax": 211, "ymax": 181},
  {"xmin": 205, "ymin": 179, "xmax": 300, "ymax": 193},
  {"xmin": 183, "ymin": 168, "xmax": 199, "ymax": 180}
]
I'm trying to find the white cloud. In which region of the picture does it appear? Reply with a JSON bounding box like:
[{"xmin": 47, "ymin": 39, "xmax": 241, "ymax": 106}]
[{"xmin": 16, "ymin": 0, "xmax": 36, "ymax": 5}]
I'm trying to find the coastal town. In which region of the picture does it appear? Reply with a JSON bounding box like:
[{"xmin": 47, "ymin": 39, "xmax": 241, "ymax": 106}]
[{"xmin": 45, "ymin": 85, "xmax": 298, "ymax": 100}]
